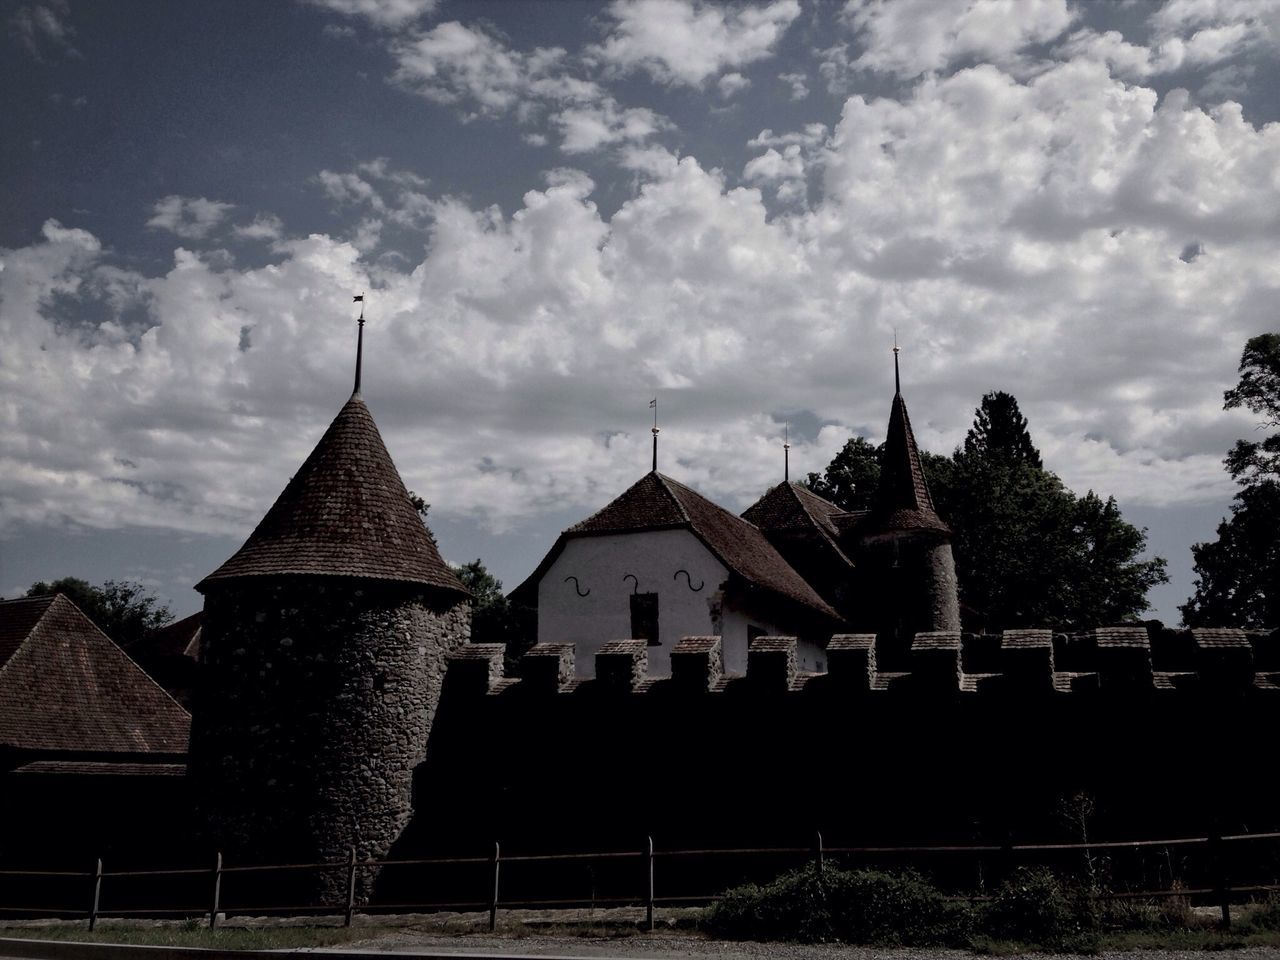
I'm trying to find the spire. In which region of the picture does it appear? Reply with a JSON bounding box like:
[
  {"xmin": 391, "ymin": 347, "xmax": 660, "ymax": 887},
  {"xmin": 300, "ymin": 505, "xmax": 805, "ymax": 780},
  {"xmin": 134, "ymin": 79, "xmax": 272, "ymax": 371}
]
[
  {"xmin": 353, "ymin": 294, "xmax": 366, "ymax": 396},
  {"xmin": 650, "ymin": 397, "xmax": 659, "ymax": 472},
  {"xmin": 863, "ymin": 344, "xmax": 950, "ymax": 539},
  {"xmin": 784, "ymin": 422, "xmax": 790, "ymax": 482}
]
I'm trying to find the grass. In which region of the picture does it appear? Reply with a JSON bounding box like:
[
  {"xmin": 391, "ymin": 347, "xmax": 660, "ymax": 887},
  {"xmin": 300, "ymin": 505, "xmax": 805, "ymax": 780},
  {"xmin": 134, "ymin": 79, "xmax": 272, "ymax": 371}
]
[{"xmin": 0, "ymin": 924, "xmax": 369, "ymax": 950}]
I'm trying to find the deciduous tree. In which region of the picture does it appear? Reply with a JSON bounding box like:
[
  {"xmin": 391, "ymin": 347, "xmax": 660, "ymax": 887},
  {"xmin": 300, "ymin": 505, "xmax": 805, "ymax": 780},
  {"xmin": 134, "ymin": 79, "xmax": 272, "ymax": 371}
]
[{"xmin": 1182, "ymin": 333, "xmax": 1280, "ymax": 628}]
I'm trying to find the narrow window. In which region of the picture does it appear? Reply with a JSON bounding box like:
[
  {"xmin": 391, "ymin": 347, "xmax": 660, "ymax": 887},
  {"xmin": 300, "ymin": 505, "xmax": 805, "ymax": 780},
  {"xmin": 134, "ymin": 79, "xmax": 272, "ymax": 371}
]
[{"xmin": 630, "ymin": 592, "xmax": 659, "ymax": 646}]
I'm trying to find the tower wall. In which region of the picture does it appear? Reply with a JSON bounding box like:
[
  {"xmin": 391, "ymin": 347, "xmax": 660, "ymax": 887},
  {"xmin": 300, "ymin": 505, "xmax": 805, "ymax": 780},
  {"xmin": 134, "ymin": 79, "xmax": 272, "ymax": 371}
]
[
  {"xmin": 922, "ymin": 539, "xmax": 961, "ymax": 633},
  {"xmin": 188, "ymin": 576, "xmax": 468, "ymax": 899},
  {"xmin": 856, "ymin": 534, "xmax": 962, "ymax": 653}
]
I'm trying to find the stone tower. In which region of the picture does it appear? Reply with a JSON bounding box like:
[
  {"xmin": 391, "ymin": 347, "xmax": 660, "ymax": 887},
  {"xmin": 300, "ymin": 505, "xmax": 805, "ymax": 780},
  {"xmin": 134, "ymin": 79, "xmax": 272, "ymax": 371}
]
[
  {"xmin": 858, "ymin": 353, "xmax": 961, "ymax": 650},
  {"xmin": 188, "ymin": 330, "xmax": 469, "ymax": 899}
]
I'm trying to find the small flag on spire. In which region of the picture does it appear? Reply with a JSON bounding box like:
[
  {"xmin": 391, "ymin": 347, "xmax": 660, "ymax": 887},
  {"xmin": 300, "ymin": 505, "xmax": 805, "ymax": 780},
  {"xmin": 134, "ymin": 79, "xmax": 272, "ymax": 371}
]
[
  {"xmin": 353, "ymin": 295, "xmax": 364, "ymax": 302},
  {"xmin": 649, "ymin": 398, "xmax": 657, "ymax": 408}
]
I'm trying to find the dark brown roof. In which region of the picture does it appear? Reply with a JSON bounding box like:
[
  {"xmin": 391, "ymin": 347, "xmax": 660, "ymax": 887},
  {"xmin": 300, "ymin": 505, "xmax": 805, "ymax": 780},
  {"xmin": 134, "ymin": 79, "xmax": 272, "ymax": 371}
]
[
  {"xmin": 0, "ymin": 595, "xmax": 191, "ymax": 755},
  {"xmin": 133, "ymin": 611, "xmax": 202, "ymax": 660},
  {"xmin": 742, "ymin": 482, "xmax": 855, "ymax": 566},
  {"xmin": 198, "ymin": 394, "xmax": 466, "ymax": 595},
  {"xmin": 514, "ymin": 472, "xmax": 840, "ymax": 622},
  {"xmin": 10, "ymin": 761, "xmax": 187, "ymax": 777},
  {"xmin": 862, "ymin": 392, "xmax": 950, "ymax": 538}
]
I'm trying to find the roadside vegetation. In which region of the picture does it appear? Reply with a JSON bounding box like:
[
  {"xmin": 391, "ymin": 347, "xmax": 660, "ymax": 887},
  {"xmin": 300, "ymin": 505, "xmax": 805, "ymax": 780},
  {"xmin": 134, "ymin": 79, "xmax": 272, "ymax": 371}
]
[{"xmin": 703, "ymin": 863, "xmax": 1280, "ymax": 953}]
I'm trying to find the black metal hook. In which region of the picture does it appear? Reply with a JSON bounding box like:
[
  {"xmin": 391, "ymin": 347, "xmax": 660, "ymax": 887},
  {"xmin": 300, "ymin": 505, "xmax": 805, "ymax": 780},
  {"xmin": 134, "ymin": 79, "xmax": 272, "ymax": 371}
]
[
  {"xmin": 622, "ymin": 573, "xmax": 639, "ymax": 595},
  {"xmin": 564, "ymin": 575, "xmax": 590, "ymax": 597},
  {"xmin": 674, "ymin": 569, "xmax": 703, "ymax": 592}
]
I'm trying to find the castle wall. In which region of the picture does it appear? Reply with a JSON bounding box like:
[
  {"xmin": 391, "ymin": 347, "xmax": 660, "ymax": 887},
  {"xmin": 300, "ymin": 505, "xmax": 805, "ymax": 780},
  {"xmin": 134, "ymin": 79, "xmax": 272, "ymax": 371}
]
[
  {"xmin": 398, "ymin": 629, "xmax": 1280, "ymax": 878},
  {"xmin": 188, "ymin": 576, "xmax": 468, "ymax": 899}
]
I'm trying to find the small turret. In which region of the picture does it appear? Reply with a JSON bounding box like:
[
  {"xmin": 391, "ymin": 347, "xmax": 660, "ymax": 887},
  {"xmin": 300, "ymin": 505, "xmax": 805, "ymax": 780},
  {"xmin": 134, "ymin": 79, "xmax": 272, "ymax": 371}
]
[{"xmin": 858, "ymin": 347, "xmax": 961, "ymax": 650}]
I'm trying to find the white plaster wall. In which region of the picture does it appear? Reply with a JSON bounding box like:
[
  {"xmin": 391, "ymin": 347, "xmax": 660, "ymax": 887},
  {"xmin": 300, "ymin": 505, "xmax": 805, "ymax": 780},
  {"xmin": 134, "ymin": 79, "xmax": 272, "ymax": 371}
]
[{"xmin": 537, "ymin": 530, "xmax": 730, "ymax": 677}]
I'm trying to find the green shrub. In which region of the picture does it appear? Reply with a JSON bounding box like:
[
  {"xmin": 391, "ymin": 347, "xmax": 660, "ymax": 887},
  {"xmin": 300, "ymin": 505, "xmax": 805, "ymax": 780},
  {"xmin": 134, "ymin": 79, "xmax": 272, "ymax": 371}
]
[
  {"xmin": 1242, "ymin": 893, "xmax": 1280, "ymax": 932},
  {"xmin": 984, "ymin": 866, "xmax": 1099, "ymax": 950},
  {"xmin": 704, "ymin": 863, "xmax": 970, "ymax": 945}
]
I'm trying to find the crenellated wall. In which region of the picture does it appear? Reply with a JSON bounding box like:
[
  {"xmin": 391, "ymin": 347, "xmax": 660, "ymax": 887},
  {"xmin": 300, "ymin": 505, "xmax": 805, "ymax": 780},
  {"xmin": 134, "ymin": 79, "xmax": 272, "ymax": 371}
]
[{"xmin": 393, "ymin": 625, "xmax": 1280, "ymax": 871}]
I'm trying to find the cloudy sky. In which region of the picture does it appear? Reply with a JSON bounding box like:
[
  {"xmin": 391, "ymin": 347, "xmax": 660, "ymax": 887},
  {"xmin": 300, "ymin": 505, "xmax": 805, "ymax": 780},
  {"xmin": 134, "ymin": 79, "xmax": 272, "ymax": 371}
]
[{"xmin": 3, "ymin": 0, "xmax": 1278, "ymax": 624}]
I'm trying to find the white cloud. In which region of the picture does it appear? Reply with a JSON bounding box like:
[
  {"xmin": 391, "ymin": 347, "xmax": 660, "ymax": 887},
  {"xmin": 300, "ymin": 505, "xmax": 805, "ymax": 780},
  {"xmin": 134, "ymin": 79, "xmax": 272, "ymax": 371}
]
[
  {"xmin": 590, "ymin": 0, "xmax": 801, "ymax": 86},
  {"xmin": 1059, "ymin": 0, "xmax": 1279, "ymax": 81},
  {"xmin": 145, "ymin": 196, "xmax": 234, "ymax": 240},
  {"xmin": 302, "ymin": 0, "xmax": 438, "ymax": 29},
  {"xmin": 390, "ymin": 20, "xmax": 671, "ymax": 154},
  {"xmin": 234, "ymin": 214, "xmax": 285, "ymax": 242},
  {"xmin": 836, "ymin": 0, "xmax": 1074, "ymax": 80},
  {"xmin": 7, "ymin": 56, "xmax": 1280, "ymax": 553},
  {"xmin": 718, "ymin": 71, "xmax": 751, "ymax": 98},
  {"xmin": 10, "ymin": 0, "xmax": 79, "ymax": 60},
  {"xmin": 778, "ymin": 71, "xmax": 809, "ymax": 99}
]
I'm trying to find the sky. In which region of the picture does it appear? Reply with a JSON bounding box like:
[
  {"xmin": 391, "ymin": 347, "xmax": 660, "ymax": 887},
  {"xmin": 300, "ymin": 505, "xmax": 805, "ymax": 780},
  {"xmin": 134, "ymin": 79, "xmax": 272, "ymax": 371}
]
[{"xmin": 3, "ymin": 0, "xmax": 1279, "ymax": 626}]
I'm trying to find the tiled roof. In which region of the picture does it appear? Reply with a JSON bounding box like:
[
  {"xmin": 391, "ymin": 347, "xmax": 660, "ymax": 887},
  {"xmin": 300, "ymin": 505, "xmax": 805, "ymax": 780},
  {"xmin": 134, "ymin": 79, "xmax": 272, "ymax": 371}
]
[
  {"xmin": 0, "ymin": 595, "xmax": 191, "ymax": 754},
  {"xmin": 9, "ymin": 761, "xmax": 187, "ymax": 777},
  {"xmin": 742, "ymin": 482, "xmax": 855, "ymax": 566},
  {"xmin": 198, "ymin": 394, "xmax": 466, "ymax": 595},
  {"xmin": 863, "ymin": 392, "xmax": 950, "ymax": 538},
  {"xmin": 515, "ymin": 472, "xmax": 839, "ymax": 622}
]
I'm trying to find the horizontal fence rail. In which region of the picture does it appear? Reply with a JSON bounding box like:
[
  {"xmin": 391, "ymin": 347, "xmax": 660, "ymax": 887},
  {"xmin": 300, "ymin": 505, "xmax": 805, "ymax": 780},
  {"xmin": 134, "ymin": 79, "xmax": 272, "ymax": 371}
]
[{"xmin": 1, "ymin": 830, "xmax": 1278, "ymax": 932}]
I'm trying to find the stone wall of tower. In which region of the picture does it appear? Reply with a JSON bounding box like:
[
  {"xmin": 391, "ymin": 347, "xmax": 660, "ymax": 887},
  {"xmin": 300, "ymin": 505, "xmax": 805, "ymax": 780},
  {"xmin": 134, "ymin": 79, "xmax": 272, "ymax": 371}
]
[
  {"xmin": 922, "ymin": 539, "xmax": 961, "ymax": 633},
  {"xmin": 188, "ymin": 576, "xmax": 468, "ymax": 901},
  {"xmin": 854, "ymin": 534, "xmax": 961, "ymax": 658}
]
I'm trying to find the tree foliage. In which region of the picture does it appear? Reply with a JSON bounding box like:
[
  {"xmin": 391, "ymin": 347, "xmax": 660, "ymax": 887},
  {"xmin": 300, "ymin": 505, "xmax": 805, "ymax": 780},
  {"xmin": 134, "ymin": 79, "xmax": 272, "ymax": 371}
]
[
  {"xmin": 453, "ymin": 558, "xmax": 530, "ymax": 669},
  {"xmin": 805, "ymin": 392, "xmax": 1167, "ymax": 630},
  {"xmin": 1182, "ymin": 333, "xmax": 1280, "ymax": 628},
  {"xmin": 24, "ymin": 577, "xmax": 173, "ymax": 647},
  {"xmin": 963, "ymin": 391, "xmax": 1043, "ymax": 468}
]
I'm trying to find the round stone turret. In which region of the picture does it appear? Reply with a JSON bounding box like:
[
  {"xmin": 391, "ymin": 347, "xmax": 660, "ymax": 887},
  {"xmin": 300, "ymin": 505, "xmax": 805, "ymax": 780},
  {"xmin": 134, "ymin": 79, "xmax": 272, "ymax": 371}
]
[{"xmin": 188, "ymin": 392, "xmax": 469, "ymax": 901}]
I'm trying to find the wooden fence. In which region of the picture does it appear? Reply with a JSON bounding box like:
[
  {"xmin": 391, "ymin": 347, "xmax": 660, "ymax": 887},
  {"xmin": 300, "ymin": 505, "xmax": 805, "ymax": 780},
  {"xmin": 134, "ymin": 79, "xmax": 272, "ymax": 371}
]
[{"xmin": 2, "ymin": 830, "xmax": 1279, "ymax": 932}]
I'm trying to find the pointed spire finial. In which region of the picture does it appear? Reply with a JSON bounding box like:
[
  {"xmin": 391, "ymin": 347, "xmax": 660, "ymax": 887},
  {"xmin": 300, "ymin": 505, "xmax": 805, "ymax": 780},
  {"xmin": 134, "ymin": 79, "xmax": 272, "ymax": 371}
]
[
  {"xmin": 649, "ymin": 397, "xmax": 660, "ymax": 472},
  {"xmin": 784, "ymin": 421, "xmax": 791, "ymax": 482},
  {"xmin": 892, "ymin": 329, "xmax": 900, "ymax": 396},
  {"xmin": 353, "ymin": 293, "xmax": 366, "ymax": 395}
]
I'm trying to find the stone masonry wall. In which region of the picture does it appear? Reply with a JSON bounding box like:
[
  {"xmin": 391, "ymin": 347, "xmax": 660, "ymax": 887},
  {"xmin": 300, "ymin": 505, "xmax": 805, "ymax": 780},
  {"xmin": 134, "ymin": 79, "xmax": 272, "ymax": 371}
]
[{"xmin": 188, "ymin": 576, "xmax": 468, "ymax": 901}]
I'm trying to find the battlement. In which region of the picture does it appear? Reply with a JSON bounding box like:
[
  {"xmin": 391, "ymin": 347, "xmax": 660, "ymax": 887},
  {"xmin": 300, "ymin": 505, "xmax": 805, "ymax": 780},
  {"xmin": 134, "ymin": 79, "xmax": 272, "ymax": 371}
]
[{"xmin": 447, "ymin": 626, "xmax": 1280, "ymax": 697}]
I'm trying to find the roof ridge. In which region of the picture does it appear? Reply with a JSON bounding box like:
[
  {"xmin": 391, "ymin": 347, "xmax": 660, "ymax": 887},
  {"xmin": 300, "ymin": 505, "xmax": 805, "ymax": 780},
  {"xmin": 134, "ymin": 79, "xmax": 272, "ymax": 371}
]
[{"xmin": 653, "ymin": 472, "xmax": 694, "ymax": 525}]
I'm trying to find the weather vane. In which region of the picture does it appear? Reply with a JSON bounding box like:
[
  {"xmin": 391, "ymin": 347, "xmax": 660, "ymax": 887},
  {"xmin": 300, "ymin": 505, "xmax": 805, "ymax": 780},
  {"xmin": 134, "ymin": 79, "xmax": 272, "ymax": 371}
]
[
  {"xmin": 353, "ymin": 293, "xmax": 366, "ymax": 395},
  {"xmin": 784, "ymin": 421, "xmax": 791, "ymax": 482},
  {"xmin": 650, "ymin": 396, "xmax": 659, "ymax": 472},
  {"xmin": 892, "ymin": 328, "xmax": 901, "ymax": 395}
]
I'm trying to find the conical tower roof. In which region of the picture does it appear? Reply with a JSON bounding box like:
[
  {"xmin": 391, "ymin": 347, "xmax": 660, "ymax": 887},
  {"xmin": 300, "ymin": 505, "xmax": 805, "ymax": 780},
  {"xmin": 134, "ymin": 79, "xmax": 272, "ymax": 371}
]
[
  {"xmin": 863, "ymin": 387, "xmax": 950, "ymax": 540},
  {"xmin": 198, "ymin": 394, "xmax": 466, "ymax": 595}
]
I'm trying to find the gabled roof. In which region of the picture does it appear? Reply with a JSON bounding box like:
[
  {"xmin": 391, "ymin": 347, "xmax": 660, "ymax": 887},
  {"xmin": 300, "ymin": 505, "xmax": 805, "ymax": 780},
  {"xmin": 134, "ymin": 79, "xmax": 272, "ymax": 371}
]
[
  {"xmin": 862, "ymin": 391, "xmax": 950, "ymax": 538},
  {"xmin": 198, "ymin": 394, "xmax": 466, "ymax": 596},
  {"xmin": 513, "ymin": 472, "xmax": 840, "ymax": 622},
  {"xmin": 742, "ymin": 481, "xmax": 855, "ymax": 566},
  {"xmin": 0, "ymin": 595, "xmax": 191, "ymax": 755}
]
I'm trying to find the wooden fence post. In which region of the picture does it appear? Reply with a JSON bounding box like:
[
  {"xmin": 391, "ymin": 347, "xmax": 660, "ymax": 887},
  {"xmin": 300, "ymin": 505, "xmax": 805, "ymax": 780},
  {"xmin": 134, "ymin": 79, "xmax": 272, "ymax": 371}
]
[
  {"xmin": 1210, "ymin": 835, "xmax": 1231, "ymax": 929},
  {"xmin": 646, "ymin": 836, "xmax": 655, "ymax": 932},
  {"xmin": 88, "ymin": 858, "xmax": 102, "ymax": 932},
  {"xmin": 815, "ymin": 831, "xmax": 824, "ymax": 877},
  {"xmin": 344, "ymin": 847, "xmax": 357, "ymax": 928},
  {"xmin": 209, "ymin": 852, "xmax": 223, "ymax": 929},
  {"xmin": 489, "ymin": 842, "xmax": 500, "ymax": 933}
]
